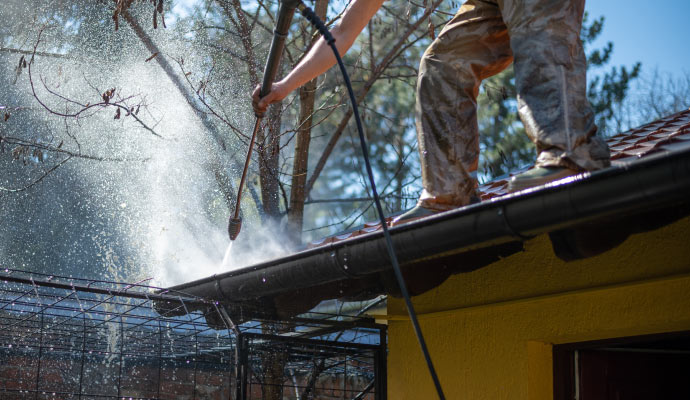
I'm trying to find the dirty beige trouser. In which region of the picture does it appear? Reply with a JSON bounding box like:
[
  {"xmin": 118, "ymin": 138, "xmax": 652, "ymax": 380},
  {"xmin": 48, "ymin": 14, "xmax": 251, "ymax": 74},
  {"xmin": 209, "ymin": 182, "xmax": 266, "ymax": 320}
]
[{"xmin": 416, "ymin": 0, "xmax": 611, "ymax": 211}]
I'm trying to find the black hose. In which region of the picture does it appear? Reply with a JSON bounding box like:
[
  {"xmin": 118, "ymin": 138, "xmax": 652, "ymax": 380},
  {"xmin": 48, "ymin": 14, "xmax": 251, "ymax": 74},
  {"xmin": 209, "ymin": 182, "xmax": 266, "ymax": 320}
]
[{"xmin": 298, "ymin": 4, "xmax": 446, "ymax": 399}]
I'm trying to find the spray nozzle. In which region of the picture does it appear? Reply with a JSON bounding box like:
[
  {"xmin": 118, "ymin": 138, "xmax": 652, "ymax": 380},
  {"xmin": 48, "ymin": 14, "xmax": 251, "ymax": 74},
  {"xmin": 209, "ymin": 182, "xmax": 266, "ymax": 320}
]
[{"xmin": 228, "ymin": 217, "xmax": 242, "ymax": 241}]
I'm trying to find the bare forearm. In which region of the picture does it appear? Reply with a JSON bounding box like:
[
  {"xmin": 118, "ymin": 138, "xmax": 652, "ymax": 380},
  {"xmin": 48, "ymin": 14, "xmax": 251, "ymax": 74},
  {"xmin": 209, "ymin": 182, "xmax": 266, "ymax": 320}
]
[
  {"xmin": 252, "ymin": 0, "xmax": 385, "ymax": 114},
  {"xmin": 280, "ymin": 30, "xmax": 345, "ymax": 91},
  {"xmin": 285, "ymin": 0, "xmax": 384, "ymax": 90}
]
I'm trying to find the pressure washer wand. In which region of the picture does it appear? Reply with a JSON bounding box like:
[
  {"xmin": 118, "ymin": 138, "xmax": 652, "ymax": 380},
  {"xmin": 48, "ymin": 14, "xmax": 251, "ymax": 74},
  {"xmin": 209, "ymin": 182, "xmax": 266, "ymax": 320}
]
[{"xmin": 228, "ymin": 0, "xmax": 302, "ymax": 241}]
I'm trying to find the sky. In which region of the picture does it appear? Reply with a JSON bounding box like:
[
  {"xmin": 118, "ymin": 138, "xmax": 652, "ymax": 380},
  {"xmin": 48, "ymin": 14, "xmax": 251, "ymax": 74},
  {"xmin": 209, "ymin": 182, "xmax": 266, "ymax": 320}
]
[{"xmin": 584, "ymin": 0, "xmax": 689, "ymax": 78}]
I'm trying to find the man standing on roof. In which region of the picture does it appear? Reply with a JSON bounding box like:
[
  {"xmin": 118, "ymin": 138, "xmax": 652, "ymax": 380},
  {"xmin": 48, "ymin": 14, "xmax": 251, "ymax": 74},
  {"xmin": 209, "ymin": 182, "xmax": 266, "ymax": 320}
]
[{"xmin": 252, "ymin": 0, "xmax": 611, "ymax": 222}]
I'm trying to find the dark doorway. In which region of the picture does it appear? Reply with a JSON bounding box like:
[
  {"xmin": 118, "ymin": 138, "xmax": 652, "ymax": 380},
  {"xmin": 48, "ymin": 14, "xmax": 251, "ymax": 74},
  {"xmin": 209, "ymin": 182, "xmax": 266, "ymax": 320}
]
[{"xmin": 554, "ymin": 332, "xmax": 690, "ymax": 399}]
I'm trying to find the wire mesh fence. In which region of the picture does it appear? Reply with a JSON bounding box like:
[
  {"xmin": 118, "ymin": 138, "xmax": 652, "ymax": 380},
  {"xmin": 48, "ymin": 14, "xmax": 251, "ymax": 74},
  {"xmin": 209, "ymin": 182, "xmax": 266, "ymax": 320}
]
[
  {"xmin": 0, "ymin": 269, "xmax": 386, "ymax": 399},
  {"xmin": 0, "ymin": 269, "xmax": 235, "ymax": 399},
  {"xmin": 237, "ymin": 332, "xmax": 384, "ymax": 400}
]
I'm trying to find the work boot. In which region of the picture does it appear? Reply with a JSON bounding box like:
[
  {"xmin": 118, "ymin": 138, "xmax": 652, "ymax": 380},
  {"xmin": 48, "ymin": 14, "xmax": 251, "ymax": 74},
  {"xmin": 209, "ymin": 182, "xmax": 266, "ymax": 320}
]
[
  {"xmin": 391, "ymin": 205, "xmax": 439, "ymax": 226},
  {"xmin": 508, "ymin": 167, "xmax": 579, "ymax": 193},
  {"xmin": 391, "ymin": 196, "xmax": 481, "ymax": 226}
]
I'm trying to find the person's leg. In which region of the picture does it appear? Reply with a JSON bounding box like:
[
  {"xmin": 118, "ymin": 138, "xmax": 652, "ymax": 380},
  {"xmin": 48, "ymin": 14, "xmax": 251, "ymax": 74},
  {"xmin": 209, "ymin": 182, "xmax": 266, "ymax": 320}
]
[
  {"xmin": 413, "ymin": 0, "xmax": 513, "ymax": 213},
  {"xmin": 499, "ymin": 0, "xmax": 610, "ymax": 190}
]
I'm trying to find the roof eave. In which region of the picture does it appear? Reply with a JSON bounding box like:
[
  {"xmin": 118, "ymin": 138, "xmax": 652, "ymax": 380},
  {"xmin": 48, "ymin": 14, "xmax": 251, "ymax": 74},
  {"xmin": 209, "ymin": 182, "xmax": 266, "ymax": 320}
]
[{"xmin": 158, "ymin": 147, "xmax": 690, "ymax": 314}]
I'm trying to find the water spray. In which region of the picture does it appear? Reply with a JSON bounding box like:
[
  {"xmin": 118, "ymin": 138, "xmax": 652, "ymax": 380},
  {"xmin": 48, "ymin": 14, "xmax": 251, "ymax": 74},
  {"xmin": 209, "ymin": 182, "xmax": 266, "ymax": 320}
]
[{"xmin": 228, "ymin": 0, "xmax": 302, "ymax": 241}]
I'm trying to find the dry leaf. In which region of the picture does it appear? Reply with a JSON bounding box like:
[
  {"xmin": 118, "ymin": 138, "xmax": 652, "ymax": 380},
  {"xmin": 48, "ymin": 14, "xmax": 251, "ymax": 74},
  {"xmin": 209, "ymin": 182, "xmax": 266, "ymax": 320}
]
[
  {"xmin": 14, "ymin": 56, "xmax": 24, "ymax": 84},
  {"xmin": 33, "ymin": 149, "xmax": 44, "ymax": 162},
  {"xmin": 102, "ymin": 88, "xmax": 116, "ymax": 104},
  {"xmin": 12, "ymin": 146, "xmax": 24, "ymax": 160}
]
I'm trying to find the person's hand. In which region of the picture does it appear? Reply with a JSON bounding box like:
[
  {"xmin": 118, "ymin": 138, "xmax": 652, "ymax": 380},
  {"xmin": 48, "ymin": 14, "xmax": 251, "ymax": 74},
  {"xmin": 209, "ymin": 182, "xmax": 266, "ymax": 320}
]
[{"xmin": 251, "ymin": 81, "xmax": 289, "ymax": 116}]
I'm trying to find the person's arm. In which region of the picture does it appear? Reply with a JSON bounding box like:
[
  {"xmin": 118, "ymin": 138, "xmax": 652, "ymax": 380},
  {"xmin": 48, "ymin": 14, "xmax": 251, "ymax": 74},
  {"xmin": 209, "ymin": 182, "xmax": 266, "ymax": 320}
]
[{"xmin": 252, "ymin": 0, "xmax": 385, "ymax": 114}]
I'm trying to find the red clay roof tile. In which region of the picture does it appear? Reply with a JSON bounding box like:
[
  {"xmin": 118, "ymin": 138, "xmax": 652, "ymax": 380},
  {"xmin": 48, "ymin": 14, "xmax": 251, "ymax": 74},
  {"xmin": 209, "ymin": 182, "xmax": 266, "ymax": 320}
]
[{"xmin": 307, "ymin": 108, "xmax": 690, "ymax": 248}]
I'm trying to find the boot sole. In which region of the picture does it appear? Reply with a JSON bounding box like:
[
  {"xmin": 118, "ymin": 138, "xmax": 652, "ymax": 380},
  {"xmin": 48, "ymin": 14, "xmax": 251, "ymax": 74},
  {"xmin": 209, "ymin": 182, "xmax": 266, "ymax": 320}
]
[{"xmin": 508, "ymin": 169, "xmax": 579, "ymax": 193}]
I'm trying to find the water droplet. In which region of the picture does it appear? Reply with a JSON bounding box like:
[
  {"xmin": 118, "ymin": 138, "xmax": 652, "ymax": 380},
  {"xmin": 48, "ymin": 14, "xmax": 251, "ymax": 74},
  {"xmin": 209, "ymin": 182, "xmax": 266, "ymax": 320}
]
[
  {"xmin": 262, "ymin": 277, "xmax": 266, "ymax": 283},
  {"xmin": 343, "ymin": 265, "xmax": 348, "ymax": 269},
  {"xmin": 330, "ymin": 252, "xmax": 335, "ymax": 257},
  {"xmin": 186, "ymin": 360, "xmax": 190, "ymax": 364}
]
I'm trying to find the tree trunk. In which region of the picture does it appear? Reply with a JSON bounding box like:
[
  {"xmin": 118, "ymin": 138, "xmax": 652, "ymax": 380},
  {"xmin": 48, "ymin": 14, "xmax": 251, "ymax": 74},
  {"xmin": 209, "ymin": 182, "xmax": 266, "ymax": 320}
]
[
  {"xmin": 287, "ymin": 0, "xmax": 329, "ymax": 243},
  {"xmin": 395, "ymin": 137, "xmax": 405, "ymax": 212},
  {"xmin": 262, "ymin": 346, "xmax": 288, "ymax": 400},
  {"xmin": 259, "ymin": 103, "xmax": 283, "ymax": 219}
]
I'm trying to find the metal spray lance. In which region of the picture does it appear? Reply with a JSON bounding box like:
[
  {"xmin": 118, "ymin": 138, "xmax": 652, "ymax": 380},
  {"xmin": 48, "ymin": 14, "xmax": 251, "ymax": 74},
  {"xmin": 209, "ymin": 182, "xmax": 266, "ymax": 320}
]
[{"xmin": 228, "ymin": 0, "xmax": 302, "ymax": 241}]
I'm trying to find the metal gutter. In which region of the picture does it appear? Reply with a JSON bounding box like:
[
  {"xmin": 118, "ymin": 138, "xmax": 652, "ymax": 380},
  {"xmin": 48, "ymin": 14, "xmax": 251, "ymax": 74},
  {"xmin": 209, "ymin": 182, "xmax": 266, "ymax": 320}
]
[{"xmin": 160, "ymin": 146, "xmax": 690, "ymax": 308}]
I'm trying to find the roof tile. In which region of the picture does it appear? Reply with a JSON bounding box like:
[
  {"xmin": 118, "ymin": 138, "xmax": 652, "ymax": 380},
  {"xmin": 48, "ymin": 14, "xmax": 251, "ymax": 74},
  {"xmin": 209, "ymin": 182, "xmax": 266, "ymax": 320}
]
[{"xmin": 307, "ymin": 108, "xmax": 690, "ymax": 248}]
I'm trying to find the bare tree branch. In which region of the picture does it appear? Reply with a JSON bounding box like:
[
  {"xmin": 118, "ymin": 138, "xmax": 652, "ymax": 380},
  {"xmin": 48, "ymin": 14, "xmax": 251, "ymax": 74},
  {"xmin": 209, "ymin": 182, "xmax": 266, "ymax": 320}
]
[
  {"xmin": 1, "ymin": 136, "xmax": 148, "ymax": 162},
  {"xmin": 0, "ymin": 155, "xmax": 72, "ymax": 193},
  {"xmin": 25, "ymin": 28, "xmax": 163, "ymax": 139},
  {"xmin": 122, "ymin": 9, "xmax": 264, "ymax": 215},
  {"xmin": 304, "ymin": 0, "xmax": 444, "ymax": 198},
  {"xmin": 0, "ymin": 47, "xmax": 74, "ymax": 60}
]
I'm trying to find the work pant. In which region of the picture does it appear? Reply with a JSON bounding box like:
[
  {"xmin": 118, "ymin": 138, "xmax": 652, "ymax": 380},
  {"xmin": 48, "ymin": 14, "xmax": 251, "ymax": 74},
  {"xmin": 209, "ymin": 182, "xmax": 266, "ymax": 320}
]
[{"xmin": 416, "ymin": 0, "xmax": 611, "ymax": 210}]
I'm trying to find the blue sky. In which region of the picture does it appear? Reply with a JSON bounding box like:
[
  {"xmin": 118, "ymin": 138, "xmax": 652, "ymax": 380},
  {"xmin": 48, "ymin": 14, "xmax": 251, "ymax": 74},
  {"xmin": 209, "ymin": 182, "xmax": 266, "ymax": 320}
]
[{"xmin": 585, "ymin": 0, "xmax": 689, "ymax": 78}]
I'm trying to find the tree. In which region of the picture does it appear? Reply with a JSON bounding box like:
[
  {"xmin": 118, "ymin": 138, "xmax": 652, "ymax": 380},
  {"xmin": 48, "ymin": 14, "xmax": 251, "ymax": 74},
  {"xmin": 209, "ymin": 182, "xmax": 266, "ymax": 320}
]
[
  {"xmin": 582, "ymin": 14, "xmax": 641, "ymax": 135},
  {"xmin": 624, "ymin": 69, "xmax": 690, "ymax": 128},
  {"xmin": 160, "ymin": 0, "xmax": 447, "ymax": 243},
  {"xmin": 2, "ymin": 2, "xmax": 650, "ymax": 280},
  {"xmin": 1, "ymin": 0, "xmax": 453, "ymax": 277}
]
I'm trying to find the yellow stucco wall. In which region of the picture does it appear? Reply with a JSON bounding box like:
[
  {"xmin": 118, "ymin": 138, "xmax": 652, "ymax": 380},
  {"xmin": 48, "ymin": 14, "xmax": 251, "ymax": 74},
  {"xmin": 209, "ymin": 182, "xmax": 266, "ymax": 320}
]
[{"xmin": 386, "ymin": 216, "xmax": 690, "ymax": 400}]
